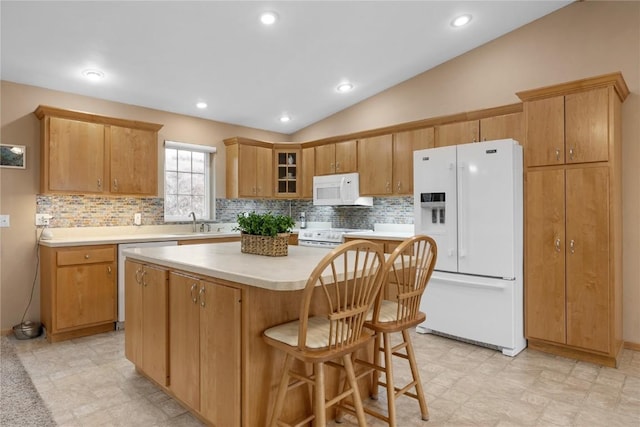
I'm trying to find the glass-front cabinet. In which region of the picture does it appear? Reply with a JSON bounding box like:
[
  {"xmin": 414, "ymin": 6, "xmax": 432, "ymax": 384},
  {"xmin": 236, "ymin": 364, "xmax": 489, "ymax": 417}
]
[{"xmin": 274, "ymin": 148, "xmax": 300, "ymax": 198}]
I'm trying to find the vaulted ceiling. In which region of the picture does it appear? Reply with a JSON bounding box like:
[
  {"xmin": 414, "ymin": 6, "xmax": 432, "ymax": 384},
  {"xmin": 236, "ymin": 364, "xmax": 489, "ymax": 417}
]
[{"xmin": 2, "ymin": 1, "xmax": 571, "ymax": 133}]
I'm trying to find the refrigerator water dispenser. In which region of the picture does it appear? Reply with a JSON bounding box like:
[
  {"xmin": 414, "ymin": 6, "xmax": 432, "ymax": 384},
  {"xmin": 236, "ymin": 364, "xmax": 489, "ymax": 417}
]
[{"xmin": 420, "ymin": 192, "xmax": 446, "ymax": 224}]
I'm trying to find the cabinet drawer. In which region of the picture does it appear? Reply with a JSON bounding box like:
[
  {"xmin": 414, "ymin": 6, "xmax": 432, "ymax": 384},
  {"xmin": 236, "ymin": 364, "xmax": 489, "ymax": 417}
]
[{"xmin": 57, "ymin": 247, "xmax": 115, "ymax": 266}]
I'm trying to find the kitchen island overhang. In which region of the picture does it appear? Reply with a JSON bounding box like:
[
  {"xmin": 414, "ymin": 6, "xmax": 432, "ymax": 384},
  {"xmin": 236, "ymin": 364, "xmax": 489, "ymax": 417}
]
[{"xmin": 122, "ymin": 241, "xmax": 334, "ymax": 291}]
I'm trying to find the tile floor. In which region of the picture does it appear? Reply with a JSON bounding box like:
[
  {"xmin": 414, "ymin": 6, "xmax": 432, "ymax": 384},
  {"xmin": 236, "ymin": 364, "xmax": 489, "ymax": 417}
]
[{"xmin": 9, "ymin": 329, "xmax": 640, "ymax": 426}]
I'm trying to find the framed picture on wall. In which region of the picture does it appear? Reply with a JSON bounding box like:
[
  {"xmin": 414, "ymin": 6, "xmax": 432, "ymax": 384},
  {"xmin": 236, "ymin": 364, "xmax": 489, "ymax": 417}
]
[{"xmin": 0, "ymin": 144, "xmax": 26, "ymax": 169}]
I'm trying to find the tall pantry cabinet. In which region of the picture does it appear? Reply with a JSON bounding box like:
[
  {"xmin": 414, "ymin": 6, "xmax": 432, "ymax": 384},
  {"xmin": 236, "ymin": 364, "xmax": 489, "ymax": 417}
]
[{"xmin": 517, "ymin": 73, "xmax": 628, "ymax": 367}]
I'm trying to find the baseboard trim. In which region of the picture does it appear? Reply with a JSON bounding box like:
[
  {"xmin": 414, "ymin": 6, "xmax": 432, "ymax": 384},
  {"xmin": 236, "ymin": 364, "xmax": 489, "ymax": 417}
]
[
  {"xmin": 527, "ymin": 339, "xmax": 621, "ymax": 368},
  {"xmin": 624, "ymin": 341, "xmax": 640, "ymax": 351}
]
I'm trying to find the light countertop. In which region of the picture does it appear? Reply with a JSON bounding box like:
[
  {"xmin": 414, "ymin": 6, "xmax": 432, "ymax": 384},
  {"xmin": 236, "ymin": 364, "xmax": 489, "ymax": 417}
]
[
  {"xmin": 123, "ymin": 242, "xmax": 335, "ymax": 291},
  {"xmin": 37, "ymin": 223, "xmax": 317, "ymax": 247},
  {"xmin": 38, "ymin": 231, "xmax": 242, "ymax": 247}
]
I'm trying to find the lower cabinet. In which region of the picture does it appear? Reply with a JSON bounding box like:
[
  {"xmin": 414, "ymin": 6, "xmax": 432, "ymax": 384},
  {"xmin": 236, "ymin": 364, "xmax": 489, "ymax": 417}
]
[
  {"xmin": 526, "ymin": 166, "xmax": 617, "ymax": 363},
  {"xmin": 169, "ymin": 272, "xmax": 242, "ymax": 426},
  {"xmin": 40, "ymin": 244, "xmax": 117, "ymax": 342},
  {"xmin": 124, "ymin": 260, "xmax": 169, "ymax": 386}
]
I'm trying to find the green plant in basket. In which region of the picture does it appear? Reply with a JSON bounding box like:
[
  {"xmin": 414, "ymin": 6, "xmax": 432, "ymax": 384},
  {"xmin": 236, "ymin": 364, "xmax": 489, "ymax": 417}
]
[{"xmin": 234, "ymin": 212, "xmax": 295, "ymax": 237}]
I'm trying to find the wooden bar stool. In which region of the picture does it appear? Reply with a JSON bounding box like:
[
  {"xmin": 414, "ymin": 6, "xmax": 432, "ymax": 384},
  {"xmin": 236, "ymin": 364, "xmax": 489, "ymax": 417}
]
[
  {"xmin": 339, "ymin": 235, "xmax": 437, "ymax": 426},
  {"xmin": 262, "ymin": 240, "xmax": 386, "ymax": 427}
]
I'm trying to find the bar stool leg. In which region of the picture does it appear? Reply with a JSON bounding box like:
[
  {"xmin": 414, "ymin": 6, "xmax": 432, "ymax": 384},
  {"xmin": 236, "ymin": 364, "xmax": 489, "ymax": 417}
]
[
  {"xmin": 344, "ymin": 354, "xmax": 368, "ymax": 426},
  {"xmin": 383, "ymin": 332, "xmax": 397, "ymax": 427},
  {"xmin": 370, "ymin": 332, "xmax": 382, "ymax": 400},
  {"xmin": 270, "ymin": 354, "xmax": 294, "ymax": 427},
  {"xmin": 403, "ymin": 329, "xmax": 429, "ymax": 421},
  {"xmin": 314, "ymin": 362, "xmax": 327, "ymax": 427}
]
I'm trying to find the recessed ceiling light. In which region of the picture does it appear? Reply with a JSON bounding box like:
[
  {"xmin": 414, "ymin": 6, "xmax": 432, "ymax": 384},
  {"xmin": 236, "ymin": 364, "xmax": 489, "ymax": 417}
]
[
  {"xmin": 451, "ymin": 14, "xmax": 472, "ymax": 27},
  {"xmin": 81, "ymin": 69, "xmax": 105, "ymax": 81},
  {"xmin": 336, "ymin": 82, "xmax": 354, "ymax": 93},
  {"xmin": 196, "ymin": 102, "xmax": 207, "ymax": 109},
  {"xmin": 260, "ymin": 12, "xmax": 278, "ymax": 25},
  {"xmin": 279, "ymin": 114, "xmax": 291, "ymax": 123}
]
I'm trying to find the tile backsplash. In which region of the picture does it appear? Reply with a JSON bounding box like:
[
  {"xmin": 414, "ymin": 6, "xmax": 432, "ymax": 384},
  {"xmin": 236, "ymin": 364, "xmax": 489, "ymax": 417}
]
[{"xmin": 36, "ymin": 195, "xmax": 414, "ymax": 229}]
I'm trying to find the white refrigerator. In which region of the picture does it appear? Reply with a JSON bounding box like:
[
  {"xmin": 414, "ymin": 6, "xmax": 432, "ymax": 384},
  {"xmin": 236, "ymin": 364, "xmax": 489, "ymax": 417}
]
[{"xmin": 413, "ymin": 139, "xmax": 526, "ymax": 356}]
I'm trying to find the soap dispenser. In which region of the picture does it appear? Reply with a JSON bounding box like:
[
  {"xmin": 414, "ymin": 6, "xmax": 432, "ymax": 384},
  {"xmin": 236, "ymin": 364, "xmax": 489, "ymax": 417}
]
[{"xmin": 299, "ymin": 212, "xmax": 306, "ymax": 229}]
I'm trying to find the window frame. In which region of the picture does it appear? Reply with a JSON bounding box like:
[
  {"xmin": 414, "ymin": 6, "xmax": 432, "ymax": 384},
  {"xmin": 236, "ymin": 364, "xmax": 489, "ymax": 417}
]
[{"xmin": 163, "ymin": 140, "xmax": 217, "ymax": 223}]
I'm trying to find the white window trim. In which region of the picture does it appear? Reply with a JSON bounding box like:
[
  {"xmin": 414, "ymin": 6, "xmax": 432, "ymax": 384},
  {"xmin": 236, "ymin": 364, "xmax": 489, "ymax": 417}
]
[{"xmin": 164, "ymin": 140, "xmax": 217, "ymax": 223}]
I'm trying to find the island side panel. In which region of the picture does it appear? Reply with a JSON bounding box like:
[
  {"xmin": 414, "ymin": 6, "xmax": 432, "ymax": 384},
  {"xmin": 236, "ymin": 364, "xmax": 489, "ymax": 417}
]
[
  {"xmin": 242, "ymin": 284, "xmax": 372, "ymax": 426},
  {"xmin": 242, "ymin": 285, "xmax": 311, "ymax": 425}
]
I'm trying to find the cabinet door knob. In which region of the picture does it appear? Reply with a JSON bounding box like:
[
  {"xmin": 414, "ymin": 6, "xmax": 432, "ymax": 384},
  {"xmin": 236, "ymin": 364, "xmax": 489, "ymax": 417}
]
[
  {"xmin": 199, "ymin": 286, "xmax": 206, "ymax": 308},
  {"xmin": 570, "ymin": 239, "xmax": 575, "ymax": 254},
  {"xmin": 397, "ymin": 182, "xmax": 401, "ymax": 191},
  {"xmin": 555, "ymin": 148, "xmax": 561, "ymax": 161},
  {"xmin": 97, "ymin": 179, "xmax": 102, "ymax": 190},
  {"xmin": 190, "ymin": 283, "xmax": 198, "ymax": 304},
  {"xmin": 135, "ymin": 268, "xmax": 143, "ymax": 284},
  {"xmin": 113, "ymin": 179, "xmax": 118, "ymax": 191},
  {"xmin": 84, "ymin": 254, "xmax": 90, "ymax": 259},
  {"xmin": 107, "ymin": 266, "xmax": 112, "ymax": 274},
  {"xmin": 569, "ymin": 148, "xmax": 575, "ymax": 160},
  {"xmin": 555, "ymin": 238, "xmax": 561, "ymax": 252},
  {"xmin": 330, "ymin": 162, "xmax": 335, "ymax": 172}
]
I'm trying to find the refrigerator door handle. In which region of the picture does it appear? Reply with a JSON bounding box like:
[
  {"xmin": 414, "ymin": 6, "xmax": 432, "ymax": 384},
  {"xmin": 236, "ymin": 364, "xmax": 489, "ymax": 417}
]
[{"xmin": 458, "ymin": 162, "xmax": 467, "ymax": 258}]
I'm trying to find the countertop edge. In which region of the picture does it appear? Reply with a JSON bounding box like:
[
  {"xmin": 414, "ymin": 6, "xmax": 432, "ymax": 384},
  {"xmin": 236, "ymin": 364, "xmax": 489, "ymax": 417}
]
[{"xmin": 122, "ymin": 243, "xmax": 326, "ymax": 292}]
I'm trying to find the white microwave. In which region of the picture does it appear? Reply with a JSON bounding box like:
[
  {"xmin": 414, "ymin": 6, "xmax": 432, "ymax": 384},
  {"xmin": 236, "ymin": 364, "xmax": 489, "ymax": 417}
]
[{"xmin": 313, "ymin": 173, "xmax": 373, "ymax": 206}]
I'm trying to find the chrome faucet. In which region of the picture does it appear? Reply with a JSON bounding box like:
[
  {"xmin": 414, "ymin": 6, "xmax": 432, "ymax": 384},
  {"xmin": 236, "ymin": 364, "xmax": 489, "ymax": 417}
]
[{"xmin": 189, "ymin": 211, "xmax": 196, "ymax": 232}]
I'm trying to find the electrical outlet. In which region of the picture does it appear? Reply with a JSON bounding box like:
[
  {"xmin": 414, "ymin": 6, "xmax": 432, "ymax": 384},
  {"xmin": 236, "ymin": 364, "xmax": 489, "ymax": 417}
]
[
  {"xmin": 0, "ymin": 215, "xmax": 9, "ymax": 228},
  {"xmin": 134, "ymin": 213, "xmax": 142, "ymax": 226},
  {"xmin": 35, "ymin": 214, "xmax": 52, "ymax": 226}
]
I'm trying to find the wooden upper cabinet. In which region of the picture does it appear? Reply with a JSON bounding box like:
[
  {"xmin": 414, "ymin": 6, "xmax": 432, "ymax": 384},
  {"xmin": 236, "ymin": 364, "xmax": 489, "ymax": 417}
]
[
  {"xmin": 480, "ymin": 112, "xmax": 524, "ymax": 145},
  {"xmin": 335, "ymin": 140, "xmax": 357, "ymax": 173},
  {"xmin": 393, "ymin": 128, "xmax": 434, "ymax": 195},
  {"xmin": 359, "ymin": 128, "xmax": 435, "ymax": 196},
  {"xmin": 237, "ymin": 143, "xmax": 257, "ymax": 197},
  {"xmin": 524, "ymin": 96, "xmax": 565, "ymax": 167},
  {"xmin": 274, "ymin": 149, "xmax": 300, "ymax": 198},
  {"xmin": 301, "ymin": 147, "xmax": 315, "ymax": 199},
  {"xmin": 314, "ymin": 144, "xmax": 335, "ymax": 176},
  {"xmin": 358, "ymin": 135, "xmax": 393, "ymax": 195},
  {"xmin": 520, "ymin": 79, "xmax": 623, "ymax": 168},
  {"xmin": 225, "ymin": 137, "xmax": 273, "ymax": 198},
  {"xmin": 435, "ymin": 120, "xmax": 479, "ymax": 147},
  {"xmin": 47, "ymin": 117, "xmax": 106, "ymax": 193},
  {"xmin": 34, "ymin": 106, "xmax": 163, "ymax": 196},
  {"xmin": 565, "ymin": 87, "xmax": 609, "ymax": 164},
  {"xmin": 256, "ymin": 145, "xmax": 273, "ymax": 198},
  {"xmin": 109, "ymin": 126, "xmax": 158, "ymax": 195},
  {"xmin": 315, "ymin": 140, "xmax": 357, "ymax": 175}
]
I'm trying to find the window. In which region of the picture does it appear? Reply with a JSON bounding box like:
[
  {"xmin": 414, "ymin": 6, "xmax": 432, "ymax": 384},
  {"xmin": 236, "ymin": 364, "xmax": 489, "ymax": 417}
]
[{"xmin": 164, "ymin": 140, "xmax": 216, "ymax": 222}]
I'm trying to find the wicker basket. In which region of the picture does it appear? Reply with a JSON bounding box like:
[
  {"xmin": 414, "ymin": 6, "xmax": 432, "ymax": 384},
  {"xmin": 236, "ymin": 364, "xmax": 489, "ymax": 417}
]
[{"xmin": 241, "ymin": 232, "xmax": 289, "ymax": 256}]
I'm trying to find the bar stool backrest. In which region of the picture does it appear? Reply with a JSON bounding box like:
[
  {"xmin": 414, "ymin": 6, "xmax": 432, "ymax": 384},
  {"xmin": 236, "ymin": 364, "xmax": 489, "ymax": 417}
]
[
  {"xmin": 297, "ymin": 239, "xmax": 386, "ymax": 352},
  {"xmin": 372, "ymin": 235, "xmax": 438, "ymax": 326}
]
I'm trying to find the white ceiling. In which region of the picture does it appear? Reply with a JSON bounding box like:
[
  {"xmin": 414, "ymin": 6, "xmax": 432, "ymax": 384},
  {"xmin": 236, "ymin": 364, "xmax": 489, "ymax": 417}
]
[{"xmin": 1, "ymin": 1, "xmax": 572, "ymax": 134}]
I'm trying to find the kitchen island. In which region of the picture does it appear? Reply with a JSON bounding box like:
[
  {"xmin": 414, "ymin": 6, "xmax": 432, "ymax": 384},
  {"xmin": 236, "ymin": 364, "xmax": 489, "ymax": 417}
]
[{"xmin": 123, "ymin": 241, "xmax": 370, "ymax": 426}]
